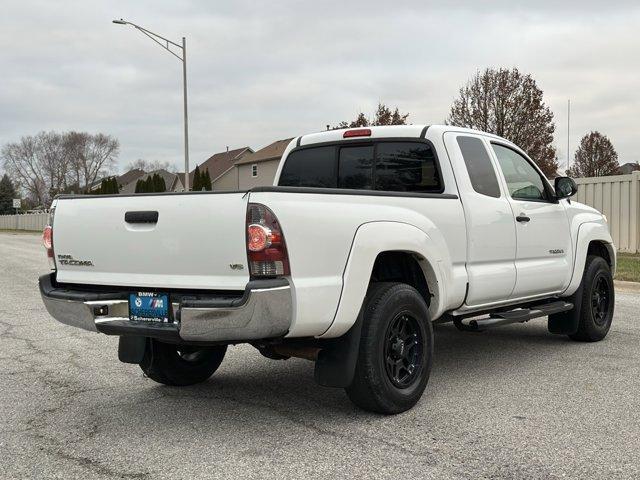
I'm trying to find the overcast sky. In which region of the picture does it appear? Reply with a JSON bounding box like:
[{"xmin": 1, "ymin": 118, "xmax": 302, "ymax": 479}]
[{"xmin": 1, "ymin": 0, "xmax": 638, "ymax": 173}]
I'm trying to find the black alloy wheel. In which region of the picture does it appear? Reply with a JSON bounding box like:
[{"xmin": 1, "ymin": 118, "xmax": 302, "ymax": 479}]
[{"xmin": 384, "ymin": 313, "xmax": 424, "ymax": 388}]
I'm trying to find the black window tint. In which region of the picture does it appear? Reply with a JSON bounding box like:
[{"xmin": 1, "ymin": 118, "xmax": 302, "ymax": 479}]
[
  {"xmin": 492, "ymin": 144, "xmax": 547, "ymax": 201},
  {"xmin": 338, "ymin": 146, "xmax": 373, "ymax": 189},
  {"xmin": 375, "ymin": 142, "xmax": 441, "ymax": 192},
  {"xmin": 457, "ymin": 136, "xmax": 501, "ymax": 198},
  {"xmin": 279, "ymin": 146, "xmax": 336, "ymax": 187}
]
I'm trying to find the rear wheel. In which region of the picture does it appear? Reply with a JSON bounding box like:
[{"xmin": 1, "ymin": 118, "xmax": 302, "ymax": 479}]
[
  {"xmin": 140, "ymin": 339, "xmax": 227, "ymax": 386},
  {"xmin": 346, "ymin": 282, "xmax": 433, "ymax": 414}
]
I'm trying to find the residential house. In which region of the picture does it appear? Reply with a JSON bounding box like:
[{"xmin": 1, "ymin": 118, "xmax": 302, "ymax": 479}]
[
  {"xmin": 88, "ymin": 168, "xmax": 145, "ymax": 193},
  {"xmin": 214, "ymin": 138, "xmax": 294, "ymax": 191},
  {"xmin": 119, "ymin": 169, "xmax": 184, "ymax": 194},
  {"xmin": 617, "ymin": 162, "xmax": 640, "ymax": 175},
  {"xmin": 189, "ymin": 147, "xmax": 253, "ymax": 191}
]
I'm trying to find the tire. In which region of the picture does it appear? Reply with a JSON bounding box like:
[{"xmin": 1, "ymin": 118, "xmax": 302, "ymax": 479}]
[
  {"xmin": 549, "ymin": 255, "xmax": 614, "ymax": 342},
  {"xmin": 140, "ymin": 339, "xmax": 227, "ymax": 386},
  {"xmin": 569, "ymin": 255, "xmax": 615, "ymax": 342},
  {"xmin": 346, "ymin": 282, "xmax": 433, "ymax": 414}
]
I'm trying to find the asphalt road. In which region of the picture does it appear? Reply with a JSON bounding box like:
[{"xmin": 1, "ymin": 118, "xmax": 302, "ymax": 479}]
[{"xmin": 1, "ymin": 232, "xmax": 639, "ymax": 479}]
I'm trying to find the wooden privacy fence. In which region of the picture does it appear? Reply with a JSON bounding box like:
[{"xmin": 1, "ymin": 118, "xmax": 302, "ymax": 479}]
[
  {"xmin": 0, "ymin": 212, "xmax": 49, "ymax": 232},
  {"xmin": 574, "ymin": 171, "xmax": 640, "ymax": 253}
]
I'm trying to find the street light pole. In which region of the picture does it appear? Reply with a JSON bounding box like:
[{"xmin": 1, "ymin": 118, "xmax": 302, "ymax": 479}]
[
  {"xmin": 182, "ymin": 36, "xmax": 189, "ymax": 192},
  {"xmin": 112, "ymin": 19, "xmax": 190, "ymax": 191}
]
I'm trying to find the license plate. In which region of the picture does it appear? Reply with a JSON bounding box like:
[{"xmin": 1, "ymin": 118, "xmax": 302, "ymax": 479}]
[{"xmin": 129, "ymin": 292, "xmax": 170, "ymax": 323}]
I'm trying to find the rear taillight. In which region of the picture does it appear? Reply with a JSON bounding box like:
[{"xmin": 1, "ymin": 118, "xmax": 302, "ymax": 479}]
[
  {"xmin": 43, "ymin": 225, "xmax": 55, "ymax": 268},
  {"xmin": 43, "ymin": 207, "xmax": 56, "ymax": 270},
  {"xmin": 246, "ymin": 203, "xmax": 290, "ymax": 277}
]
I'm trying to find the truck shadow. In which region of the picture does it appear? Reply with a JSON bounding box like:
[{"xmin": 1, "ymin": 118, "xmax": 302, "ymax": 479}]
[{"xmin": 100, "ymin": 320, "xmax": 576, "ymax": 427}]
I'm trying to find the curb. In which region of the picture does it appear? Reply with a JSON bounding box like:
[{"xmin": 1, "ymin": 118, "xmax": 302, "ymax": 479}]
[{"xmin": 614, "ymin": 280, "xmax": 640, "ymax": 293}]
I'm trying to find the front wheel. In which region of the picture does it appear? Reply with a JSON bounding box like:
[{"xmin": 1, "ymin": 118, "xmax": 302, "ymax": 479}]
[
  {"xmin": 569, "ymin": 255, "xmax": 615, "ymax": 342},
  {"xmin": 549, "ymin": 255, "xmax": 614, "ymax": 342},
  {"xmin": 140, "ymin": 339, "xmax": 227, "ymax": 386},
  {"xmin": 346, "ymin": 282, "xmax": 433, "ymax": 414}
]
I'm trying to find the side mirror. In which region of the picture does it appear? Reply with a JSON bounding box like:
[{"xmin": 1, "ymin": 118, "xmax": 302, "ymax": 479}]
[{"xmin": 554, "ymin": 176, "xmax": 578, "ymax": 200}]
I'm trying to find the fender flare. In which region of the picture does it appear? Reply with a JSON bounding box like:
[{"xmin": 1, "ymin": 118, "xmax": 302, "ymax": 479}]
[
  {"xmin": 318, "ymin": 221, "xmax": 448, "ymax": 339},
  {"xmin": 563, "ymin": 222, "xmax": 615, "ymax": 297}
]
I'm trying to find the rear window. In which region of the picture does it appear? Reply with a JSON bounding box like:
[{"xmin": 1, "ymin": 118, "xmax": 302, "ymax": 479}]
[
  {"xmin": 339, "ymin": 146, "xmax": 374, "ymax": 189},
  {"xmin": 279, "ymin": 141, "xmax": 442, "ymax": 193},
  {"xmin": 278, "ymin": 146, "xmax": 336, "ymax": 188}
]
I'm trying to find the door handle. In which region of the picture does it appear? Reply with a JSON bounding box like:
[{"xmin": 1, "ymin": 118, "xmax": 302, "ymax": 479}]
[
  {"xmin": 516, "ymin": 214, "xmax": 530, "ymax": 223},
  {"xmin": 125, "ymin": 211, "xmax": 159, "ymax": 224}
]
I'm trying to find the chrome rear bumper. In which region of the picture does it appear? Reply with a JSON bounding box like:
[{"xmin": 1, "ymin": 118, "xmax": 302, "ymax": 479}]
[{"xmin": 39, "ymin": 274, "xmax": 292, "ymax": 343}]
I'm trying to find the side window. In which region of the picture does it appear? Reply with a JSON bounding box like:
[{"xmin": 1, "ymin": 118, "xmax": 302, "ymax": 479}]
[
  {"xmin": 375, "ymin": 142, "xmax": 441, "ymax": 192},
  {"xmin": 279, "ymin": 146, "xmax": 337, "ymax": 188},
  {"xmin": 492, "ymin": 144, "xmax": 548, "ymax": 201},
  {"xmin": 251, "ymin": 164, "xmax": 258, "ymax": 177},
  {"xmin": 338, "ymin": 146, "xmax": 373, "ymax": 189},
  {"xmin": 457, "ymin": 136, "xmax": 501, "ymax": 198}
]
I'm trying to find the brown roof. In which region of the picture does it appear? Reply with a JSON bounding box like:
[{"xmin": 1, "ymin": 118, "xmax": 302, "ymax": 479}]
[
  {"xmin": 191, "ymin": 147, "xmax": 253, "ymax": 183},
  {"xmin": 235, "ymin": 138, "xmax": 294, "ymax": 165},
  {"xmin": 117, "ymin": 168, "xmax": 145, "ymax": 188},
  {"xmin": 120, "ymin": 169, "xmax": 178, "ymax": 194}
]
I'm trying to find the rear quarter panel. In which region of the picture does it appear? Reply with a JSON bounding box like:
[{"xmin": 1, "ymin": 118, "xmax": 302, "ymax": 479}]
[{"xmin": 249, "ymin": 191, "xmax": 467, "ymax": 337}]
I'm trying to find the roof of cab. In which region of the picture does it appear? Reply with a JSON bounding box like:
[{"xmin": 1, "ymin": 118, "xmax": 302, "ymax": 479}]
[{"xmin": 296, "ymin": 124, "xmax": 509, "ymax": 148}]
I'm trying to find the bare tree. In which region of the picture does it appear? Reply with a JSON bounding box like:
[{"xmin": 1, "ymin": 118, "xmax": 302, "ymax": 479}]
[
  {"xmin": 2, "ymin": 134, "xmax": 50, "ymax": 206},
  {"xmin": 2, "ymin": 131, "xmax": 119, "ymax": 205},
  {"xmin": 66, "ymin": 132, "xmax": 119, "ymax": 193},
  {"xmin": 567, "ymin": 132, "xmax": 619, "ymax": 178},
  {"xmin": 447, "ymin": 68, "xmax": 559, "ymax": 177},
  {"xmin": 125, "ymin": 158, "xmax": 172, "ymax": 173},
  {"xmin": 332, "ymin": 103, "xmax": 410, "ymax": 129}
]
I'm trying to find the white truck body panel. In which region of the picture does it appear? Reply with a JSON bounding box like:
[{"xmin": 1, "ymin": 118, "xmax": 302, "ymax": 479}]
[{"xmin": 53, "ymin": 193, "xmax": 250, "ymax": 290}]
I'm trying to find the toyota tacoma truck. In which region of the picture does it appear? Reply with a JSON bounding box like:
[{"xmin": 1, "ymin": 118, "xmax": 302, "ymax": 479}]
[{"xmin": 39, "ymin": 125, "xmax": 616, "ymax": 414}]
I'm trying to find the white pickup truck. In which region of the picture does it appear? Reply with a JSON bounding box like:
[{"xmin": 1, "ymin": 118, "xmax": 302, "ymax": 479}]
[{"xmin": 39, "ymin": 125, "xmax": 615, "ymax": 414}]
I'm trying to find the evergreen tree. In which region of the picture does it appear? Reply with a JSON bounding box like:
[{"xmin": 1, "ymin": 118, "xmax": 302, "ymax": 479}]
[
  {"xmin": 98, "ymin": 178, "xmax": 107, "ymax": 194},
  {"xmin": 0, "ymin": 174, "xmax": 18, "ymax": 214},
  {"xmin": 202, "ymin": 168, "xmax": 212, "ymax": 191},
  {"xmin": 192, "ymin": 165, "xmax": 202, "ymax": 192},
  {"xmin": 152, "ymin": 173, "xmax": 166, "ymax": 192},
  {"xmin": 135, "ymin": 179, "xmax": 144, "ymax": 193},
  {"xmin": 110, "ymin": 177, "xmax": 119, "ymax": 194},
  {"xmin": 144, "ymin": 176, "xmax": 154, "ymax": 192}
]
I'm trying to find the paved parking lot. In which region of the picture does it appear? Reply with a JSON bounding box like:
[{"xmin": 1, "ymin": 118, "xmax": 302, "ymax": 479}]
[{"xmin": 1, "ymin": 231, "xmax": 639, "ymax": 479}]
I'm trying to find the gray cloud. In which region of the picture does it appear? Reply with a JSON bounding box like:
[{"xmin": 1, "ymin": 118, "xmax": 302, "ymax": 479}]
[{"xmin": 1, "ymin": 0, "xmax": 638, "ymax": 173}]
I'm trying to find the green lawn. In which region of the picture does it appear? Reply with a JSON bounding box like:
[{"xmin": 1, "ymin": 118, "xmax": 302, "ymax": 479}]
[{"xmin": 615, "ymin": 253, "xmax": 640, "ymax": 282}]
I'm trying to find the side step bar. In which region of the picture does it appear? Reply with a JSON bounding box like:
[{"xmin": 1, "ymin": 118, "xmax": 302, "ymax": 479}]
[{"xmin": 454, "ymin": 301, "xmax": 573, "ymax": 332}]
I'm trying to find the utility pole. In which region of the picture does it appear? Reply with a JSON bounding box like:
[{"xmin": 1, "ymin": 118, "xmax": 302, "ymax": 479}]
[
  {"xmin": 113, "ymin": 19, "xmax": 190, "ymax": 191},
  {"xmin": 567, "ymin": 99, "xmax": 571, "ymax": 171}
]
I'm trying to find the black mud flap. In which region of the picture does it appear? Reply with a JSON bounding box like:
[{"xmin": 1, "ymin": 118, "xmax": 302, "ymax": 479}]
[
  {"xmin": 314, "ymin": 313, "xmax": 363, "ymax": 388},
  {"xmin": 548, "ymin": 285, "xmax": 582, "ymax": 335},
  {"xmin": 118, "ymin": 336, "xmax": 148, "ymax": 364}
]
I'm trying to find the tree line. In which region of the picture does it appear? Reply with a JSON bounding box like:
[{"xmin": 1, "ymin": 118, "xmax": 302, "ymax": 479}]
[
  {"xmin": 1, "ymin": 131, "xmax": 119, "ymax": 207},
  {"xmin": 335, "ymin": 67, "xmax": 622, "ymax": 178}
]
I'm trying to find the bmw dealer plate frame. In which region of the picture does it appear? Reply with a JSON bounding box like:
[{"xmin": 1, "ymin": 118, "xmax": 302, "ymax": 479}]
[{"xmin": 129, "ymin": 292, "xmax": 170, "ymax": 323}]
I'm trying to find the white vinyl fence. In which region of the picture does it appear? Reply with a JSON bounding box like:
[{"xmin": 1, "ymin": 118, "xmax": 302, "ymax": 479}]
[
  {"xmin": 0, "ymin": 212, "xmax": 49, "ymax": 232},
  {"xmin": 574, "ymin": 171, "xmax": 640, "ymax": 253}
]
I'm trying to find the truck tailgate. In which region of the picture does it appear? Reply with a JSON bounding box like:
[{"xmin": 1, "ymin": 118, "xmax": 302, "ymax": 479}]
[{"xmin": 52, "ymin": 193, "xmax": 249, "ymax": 290}]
